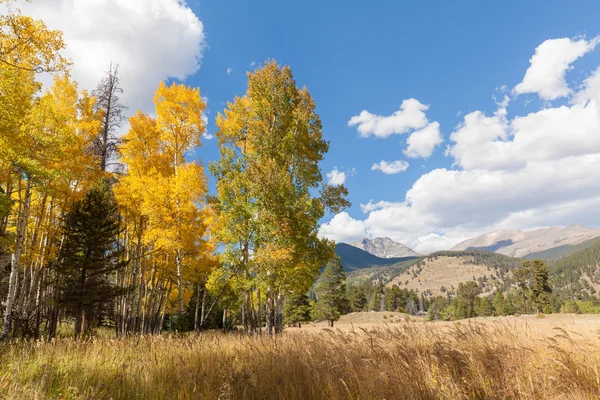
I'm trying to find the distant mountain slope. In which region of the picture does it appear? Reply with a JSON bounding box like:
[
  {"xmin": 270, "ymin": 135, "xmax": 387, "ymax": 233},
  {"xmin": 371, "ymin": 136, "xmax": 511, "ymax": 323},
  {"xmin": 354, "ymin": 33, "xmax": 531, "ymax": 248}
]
[
  {"xmin": 345, "ymin": 259, "xmax": 421, "ymax": 286},
  {"xmin": 386, "ymin": 250, "xmax": 523, "ymax": 296},
  {"xmin": 335, "ymin": 243, "xmax": 419, "ymax": 272},
  {"xmin": 525, "ymin": 237, "xmax": 600, "ymax": 261},
  {"xmin": 345, "ymin": 249, "xmax": 522, "ymax": 295},
  {"xmin": 452, "ymin": 225, "xmax": 600, "ymax": 258},
  {"xmin": 349, "ymin": 237, "xmax": 421, "ymax": 258},
  {"xmin": 549, "ymin": 238, "xmax": 600, "ymax": 299}
]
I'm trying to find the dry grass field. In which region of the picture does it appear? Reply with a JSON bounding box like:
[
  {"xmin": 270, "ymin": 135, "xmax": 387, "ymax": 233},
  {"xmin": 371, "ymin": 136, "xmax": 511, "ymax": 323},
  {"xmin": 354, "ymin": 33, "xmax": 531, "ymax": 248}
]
[{"xmin": 1, "ymin": 313, "xmax": 600, "ymax": 399}]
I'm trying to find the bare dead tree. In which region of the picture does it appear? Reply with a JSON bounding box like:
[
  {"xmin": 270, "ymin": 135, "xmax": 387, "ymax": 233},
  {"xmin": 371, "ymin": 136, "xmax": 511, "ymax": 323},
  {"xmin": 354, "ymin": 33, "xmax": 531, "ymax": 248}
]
[{"xmin": 92, "ymin": 64, "xmax": 127, "ymax": 172}]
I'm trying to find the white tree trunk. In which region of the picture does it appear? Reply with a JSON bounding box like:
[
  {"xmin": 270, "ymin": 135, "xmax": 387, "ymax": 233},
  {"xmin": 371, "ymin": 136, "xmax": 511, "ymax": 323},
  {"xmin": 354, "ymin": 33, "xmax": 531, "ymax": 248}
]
[{"xmin": 1, "ymin": 180, "xmax": 32, "ymax": 339}]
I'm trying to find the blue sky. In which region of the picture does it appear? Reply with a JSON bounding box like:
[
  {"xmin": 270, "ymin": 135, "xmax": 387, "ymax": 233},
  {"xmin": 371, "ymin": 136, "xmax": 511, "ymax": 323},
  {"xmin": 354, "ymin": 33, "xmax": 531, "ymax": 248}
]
[{"xmin": 19, "ymin": 0, "xmax": 600, "ymax": 252}]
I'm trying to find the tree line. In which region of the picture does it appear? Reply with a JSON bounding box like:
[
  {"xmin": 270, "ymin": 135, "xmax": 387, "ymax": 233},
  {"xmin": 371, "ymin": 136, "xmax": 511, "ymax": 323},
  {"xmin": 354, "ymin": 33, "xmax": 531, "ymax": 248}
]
[{"xmin": 0, "ymin": 3, "xmax": 348, "ymax": 339}]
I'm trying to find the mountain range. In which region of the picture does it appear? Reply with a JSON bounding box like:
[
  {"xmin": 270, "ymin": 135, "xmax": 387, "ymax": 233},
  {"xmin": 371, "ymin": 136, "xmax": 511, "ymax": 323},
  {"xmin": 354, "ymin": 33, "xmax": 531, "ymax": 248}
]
[
  {"xmin": 336, "ymin": 226, "xmax": 600, "ymax": 294},
  {"xmin": 451, "ymin": 225, "xmax": 600, "ymax": 259},
  {"xmin": 349, "ymin": 237, "xmax": 421, "ymax": 258},
  {"xmin": 335, "ymin": 243, "xmax": 418, "ymax": 272}
]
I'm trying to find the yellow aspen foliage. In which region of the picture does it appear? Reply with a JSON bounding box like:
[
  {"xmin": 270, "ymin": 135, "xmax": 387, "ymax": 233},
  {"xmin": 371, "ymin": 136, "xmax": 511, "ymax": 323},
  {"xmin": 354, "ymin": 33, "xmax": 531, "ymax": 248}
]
[
  {"xmin": 154, "ymin": 81, "xmax": 206, "ymax": 174},
  {"xmin": 116, "ymin": 82, "xmax": 214, "ymax": 321},
  {"xmin": 0, "ymin": 0, "xmax": 69, "ymax": 72}
]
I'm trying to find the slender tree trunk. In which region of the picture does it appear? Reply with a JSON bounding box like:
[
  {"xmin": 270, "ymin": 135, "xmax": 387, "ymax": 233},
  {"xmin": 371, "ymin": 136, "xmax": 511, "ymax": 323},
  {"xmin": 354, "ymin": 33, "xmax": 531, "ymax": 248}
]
[
  {"xmin": 1, "ymin": 179, "xmax": 32, "ymax": 340},
  {"xmin": 194, "ymin": 282, "xmax": 201, "ymax": 331},
  {"xmin": 257, "ymin": 287, "xmax": 262, "ymax": 336},
  {"xmin": 241, "ymin": 299, "xmax": 246, "ymax": 331},
  {"xmin": 266, "ymin": 290, "xmax": 273, "ymax": 337},
  {"xmin": 275, "ymin": 291, "xmax": 284, "ymax": 335},
  {"xmin": 200, "ymin": 283, "xmax": 207, "ymax": 328},
  {"xmin": 158, "ymin": 282, "xmax": 172, "ymax": 334},
  {"xmin": 176, "ymin": 250, "xmax": 184, "ymax": 315}
]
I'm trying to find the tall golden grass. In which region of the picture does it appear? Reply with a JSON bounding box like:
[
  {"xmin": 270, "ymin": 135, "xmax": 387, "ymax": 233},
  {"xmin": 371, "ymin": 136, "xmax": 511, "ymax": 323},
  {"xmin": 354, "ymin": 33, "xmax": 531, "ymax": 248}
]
[{"xmin": 1, "ymin": 322, "xmax": 599, "ymax": 399}]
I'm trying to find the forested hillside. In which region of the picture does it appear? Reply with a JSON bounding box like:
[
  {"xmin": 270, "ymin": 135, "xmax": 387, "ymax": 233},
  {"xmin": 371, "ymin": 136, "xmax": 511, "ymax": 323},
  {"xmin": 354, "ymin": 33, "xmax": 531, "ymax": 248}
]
[
  {"xmin": 525, "ymin": 237, "xmax": 600, "ymax": 261},
  {"xmin": 549, "ymin": 239, "xmax": 600, "ymax": 299}
]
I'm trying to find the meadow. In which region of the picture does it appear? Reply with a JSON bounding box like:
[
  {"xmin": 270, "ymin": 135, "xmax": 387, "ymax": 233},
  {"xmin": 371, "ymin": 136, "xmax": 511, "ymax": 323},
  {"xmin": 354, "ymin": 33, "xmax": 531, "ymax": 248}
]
[{"xmin": 1, "ymin": 314, "xmax": 600, "ymax": 399}]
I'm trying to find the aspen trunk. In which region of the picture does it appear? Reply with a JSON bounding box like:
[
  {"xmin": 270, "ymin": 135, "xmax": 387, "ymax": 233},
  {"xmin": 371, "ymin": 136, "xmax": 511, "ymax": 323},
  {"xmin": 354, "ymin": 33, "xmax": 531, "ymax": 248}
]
[
  {"xmin": 1, "ymin": 179, "xmax": 32, "ymax": 340},
  {"xmin": 257, "ymin": 287, "xmax": 262, "ymax": 336},
  {"xmin": 176, "ymin": 250, "xmax": 184, "ymax": 314},
  {"xmin": 274, "ymin": 291, "xmax": 284, "ymax": 335},
  {"xmin": 200, "ymin": 283, "xmax": 207, "ymax": 328},
  {"xmin": 194, "ymin": 282, "xmax": 201, "ymax": 331},
  {"xmin": 158, "ymin": 282, "xmax": 173, "ymax": 334}
]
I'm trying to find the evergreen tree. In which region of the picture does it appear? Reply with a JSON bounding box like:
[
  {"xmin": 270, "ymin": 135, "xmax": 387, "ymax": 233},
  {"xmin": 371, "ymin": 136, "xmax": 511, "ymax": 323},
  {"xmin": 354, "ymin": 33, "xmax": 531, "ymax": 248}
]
[
  {"xmin": 454, "ymin": 281, "xmax": 481, "ymax": 319},
  {"xmin": 474, "ymin": 296, "xmax": 494, "ymax": 316},
  {"xmin": 493, "ymin": 291, "xmax": 505, "ymax": 316},
  {"xmin": 504, "ymin": 293, "xmax": 516, "ymax": 315},
  {"xmin": 312, "ymin": 260, "xmax": 348, "ymax": 327},
  {"xmin": 283, "ymin": 293, "xmax": 312, "ymax": 328},
  {"xmin": 54, "ymin": 181, "xmax": 126, "ymax": 337},
  {"xmin": 347, "ymin": 285, "xmax": 367, "ymax": 312},
  {"xmin": 528, "ymin": 260, "xmax": 551, "ymax": 313},
  {"xmin": 383, "ymin": 286, "xmax": 397, "ymax": 311}
]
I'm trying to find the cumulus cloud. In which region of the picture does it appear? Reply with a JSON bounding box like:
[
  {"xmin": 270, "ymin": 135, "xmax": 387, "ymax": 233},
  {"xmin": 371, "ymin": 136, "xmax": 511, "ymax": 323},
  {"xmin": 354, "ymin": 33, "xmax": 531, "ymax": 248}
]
[
  {"xmin": 371, "ymin": 160, "xmax": 409, "ymax": 175},
  {"xmin": 321, "ymin": 37, "xmax": 600, "ymax": 253},
  {"xmin": 318, "ymin": 212, "xmax": 367, "ymax": 243},
  {"xmin": 227, "ymin": 67, "xmax": 233, "ymax": 75},
  {"xmin": 514, "ymin": 36, "xmax": 600, "ymax": 100},
  {"xmin": 348, "ymin": 98, "xmax": 443, "ymax": 159},
  {"xmin": 348, "ymin": 98, "xmax": 429, "ymax": 138},
  {"xmin": 16, "ymin": 0, "xmax": 206, "ymax": 114},
  {"xmin": 404, "ymin": 122, "xmax": 443, "ymax": 159},
  {"xmin": 327, "ymin": 168, "xmax": 346, "ymax": 186}
]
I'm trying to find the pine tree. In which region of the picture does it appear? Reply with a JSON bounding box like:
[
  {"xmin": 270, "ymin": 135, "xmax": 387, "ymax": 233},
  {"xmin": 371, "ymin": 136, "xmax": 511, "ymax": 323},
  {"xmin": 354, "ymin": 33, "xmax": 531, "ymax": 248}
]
[
  {"xmin": 283, "ymin": 293, "xmax": 312, "ymax": 328},
  {"xmin": 528, "ymin": 260, "xmax": 551, "ymax": 313},
  {"xmin": 347, "ymin": 285, "xmax": 367, "ymax": 312},
  {"xmin": 55, "ymin": 181, "xmax": 127, "ymax": 338},
  {"xmin": 493, "ymin": 290, "xmax": 505, "ymax": 316},
  {"xmin": 312, "ymin": 260, "xmax": 348, "ymax": 327},
  {"xmin": 474, "ymin": 296, "xmax": 494, "ymax": 316},
  {"xmin": 454, "ymin": 281, "xmax": 481, "ymax": 319}
]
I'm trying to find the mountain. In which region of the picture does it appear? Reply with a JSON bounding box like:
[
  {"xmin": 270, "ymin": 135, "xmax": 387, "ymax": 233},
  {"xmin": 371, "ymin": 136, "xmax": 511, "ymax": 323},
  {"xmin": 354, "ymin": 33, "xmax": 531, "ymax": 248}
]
[
  {"xmin": 451, "ymin": 225, "xmax": 600, "ymax": 259},
  {"xmin": 344, "ymin": 249, "xmax": 522, "ymax": 295},
  {"xmin": 349, "ymin": 237, "xmax": 421, "ymax": 258},
  {"xmin": 335, "ymin": 243, "xmax": 419, "ymax": 272},
  {"xmin": 386, "ymin": 250, "xmax": 522, "ymax": 296}
]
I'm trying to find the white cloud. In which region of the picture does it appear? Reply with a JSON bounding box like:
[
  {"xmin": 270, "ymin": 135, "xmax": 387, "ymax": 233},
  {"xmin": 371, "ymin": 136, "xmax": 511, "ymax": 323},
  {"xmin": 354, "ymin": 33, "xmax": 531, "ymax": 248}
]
[
  {"xmin": 321, "ymin": 37, "xmax": 600, "ymax": 253},
  {"xmin": 250, "ymin": 61, "xmax": 256, "ymax": 67},
  {"xmin": 16, "ymin": 0, "xmax": 206, "ymax": 114},
  {"xmin": 514, "ymin": 36, "xmax": 600, "ymax": 100},
  {"xmin": 318, "ymin": 212, "xmax": 367, "ymax": 243},
  {"xmin": 348, "ymin": 98, "xmax": 429, "ymax": 138},
  {"xmin": 327, "ymin": 168, "xmax": 346, "ymax": 186},
  {"xmin": 227, "ymin": 67, "xmax": 233, "ymax": 75},
  {"xmin": 404, "ymin": 122, "xmax": 443, "ymax": 158},
  {"xmin": 371, "ymin": 160, "xmax": 409, "ymax": 175},
  {"xmin": 446, "ymin": 108, "xmax": 513, "ymax": 170},
  {"xmin": 349, "ymin": 98, "xmax": 443, "ymax": 158}
]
